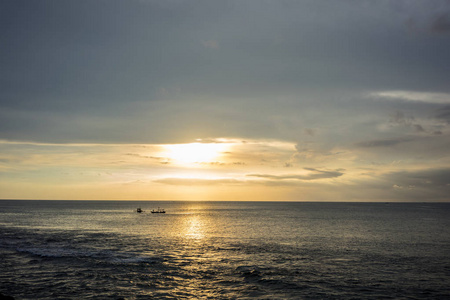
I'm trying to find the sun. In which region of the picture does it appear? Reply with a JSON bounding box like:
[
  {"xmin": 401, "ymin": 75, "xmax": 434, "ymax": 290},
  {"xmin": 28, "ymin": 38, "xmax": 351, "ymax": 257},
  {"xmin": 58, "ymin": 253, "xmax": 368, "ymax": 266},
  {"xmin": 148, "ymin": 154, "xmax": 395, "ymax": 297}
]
[{"xmin": 163, "ymin": 142, "xmax": 229, "ymax": 164}]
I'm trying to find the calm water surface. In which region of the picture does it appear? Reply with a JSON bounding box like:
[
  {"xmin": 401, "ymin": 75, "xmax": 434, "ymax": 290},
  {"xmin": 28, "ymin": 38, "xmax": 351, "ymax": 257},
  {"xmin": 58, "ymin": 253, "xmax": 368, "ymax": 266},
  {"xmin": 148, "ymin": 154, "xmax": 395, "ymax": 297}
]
[{"xmin": 1, "ymin": 200, "xmax": 450, "ymax": 299}]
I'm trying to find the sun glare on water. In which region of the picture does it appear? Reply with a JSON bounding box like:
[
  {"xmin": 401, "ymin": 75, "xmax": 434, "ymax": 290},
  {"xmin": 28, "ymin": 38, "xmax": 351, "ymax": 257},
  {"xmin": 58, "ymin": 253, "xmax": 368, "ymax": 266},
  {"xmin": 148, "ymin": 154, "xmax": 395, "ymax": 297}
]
[{"xmin": 163, "ymin": 142, "xmax": 229, "ymax": 164}]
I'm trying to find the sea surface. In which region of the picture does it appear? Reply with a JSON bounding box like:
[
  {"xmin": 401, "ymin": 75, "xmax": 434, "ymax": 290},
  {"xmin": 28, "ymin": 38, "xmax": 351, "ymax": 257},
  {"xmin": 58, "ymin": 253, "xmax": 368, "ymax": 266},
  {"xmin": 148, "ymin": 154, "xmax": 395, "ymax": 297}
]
[{"xmin": 1, "ymin": 200, "xmax": 450, "ymax": 299}]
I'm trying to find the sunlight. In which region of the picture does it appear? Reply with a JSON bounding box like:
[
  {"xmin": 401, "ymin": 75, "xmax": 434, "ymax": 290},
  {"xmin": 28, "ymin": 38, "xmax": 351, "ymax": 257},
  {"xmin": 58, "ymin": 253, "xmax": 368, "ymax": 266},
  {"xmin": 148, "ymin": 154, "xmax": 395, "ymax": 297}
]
[
  {"xmin": 162, "ymin": 142, "xmax": 230, "ymax": 164},
  {"xmin": 184, "ymin": 215, "xmax": 205, "ymax": 239}
]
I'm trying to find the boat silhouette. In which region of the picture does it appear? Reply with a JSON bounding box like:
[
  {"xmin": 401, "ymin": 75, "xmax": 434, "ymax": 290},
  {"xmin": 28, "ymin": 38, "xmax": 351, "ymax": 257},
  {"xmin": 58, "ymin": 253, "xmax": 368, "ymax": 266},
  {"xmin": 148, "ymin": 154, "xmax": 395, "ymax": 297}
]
[{"xmin": 151, "ymin": 207, "xmax": 165, "ymax": 214}]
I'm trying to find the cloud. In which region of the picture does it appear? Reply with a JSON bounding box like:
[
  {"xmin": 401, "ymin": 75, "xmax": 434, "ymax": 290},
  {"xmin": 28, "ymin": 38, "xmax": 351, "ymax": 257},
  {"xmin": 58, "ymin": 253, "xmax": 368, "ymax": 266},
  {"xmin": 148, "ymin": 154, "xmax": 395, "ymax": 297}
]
[
  {"xmin": 321, "ymin": 166, "xmax": 450, "ymax": 202},
  {"xmin": 389, "ymin": 111, "xmax": 415, "ymax": 126},
  {"xmin": 355, "ymin": 137, "xmax": 413, "ymax": 148},
  {"xmin": 386, "ymin": 168, "xmax": 450, "ymax": 187},
  {"xmin": 2, "ymin": 1, "xmax": 449, "ymax": 145},
  {"xmin": 153, "ymin": 176, "xmax": 311, "ymax": 187},
  {"xmin": 304, "ymin": 128, "xmax": 316, "ymax": 137},
  {"xmin": 435, "ymin": 106, "xmax": 450, "ymax": 124},
  {"xmin": 248, "ymin": 168, "xmax": 344, "ymax": 181},
  {"xmin": 293, "ymin": 140, "xmax": 344, "ymax": 164},
  {"xmin": 392, "ymin": 184, "xmax": 415, "ymax": 190},
  {"xmin": 375, "ymin": 168, "xmax": 450, "ymax": 201},
  {"xmin": 124, "ymin": 153, "xmax": 168, "ymax": 161},
  {"xmin": 1, "ymin": 1, "xmax": 449, "ymax": 201},
  {"xmin": 356, "ymin": 138, "xmax": 413, "ymax": 148},
  {"xmin": 403, "ymin": 1, "xmax": 450, "ymax": 35},
  {"xmin": 429, "ymin": 12, "xmax": 450, "ymax": 34},
  {"xmin": 369, "ymin": 91, "xmax": 450, "ymax": 104},
  {"xmin": 154, "ymin": 177, "xmax": 243, "ymax": 186},
  {"xmin": 388, "ymin": 110, "xmax": 429, "ymax": 133},
  {"xmin": 386, "ymin": 109, "xmax": 450, "ymax": 137},
  {"xmin": 413, "ymin": 124, "xmax": 425, "ymax": 132}
]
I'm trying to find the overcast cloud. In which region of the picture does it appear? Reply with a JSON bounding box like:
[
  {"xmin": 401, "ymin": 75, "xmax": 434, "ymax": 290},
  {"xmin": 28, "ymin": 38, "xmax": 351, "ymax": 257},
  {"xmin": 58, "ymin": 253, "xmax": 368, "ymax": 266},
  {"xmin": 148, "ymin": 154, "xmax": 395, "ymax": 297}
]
[{"xmin": 1, "ymin": 0, "xmax": 449, "ymax": 201}]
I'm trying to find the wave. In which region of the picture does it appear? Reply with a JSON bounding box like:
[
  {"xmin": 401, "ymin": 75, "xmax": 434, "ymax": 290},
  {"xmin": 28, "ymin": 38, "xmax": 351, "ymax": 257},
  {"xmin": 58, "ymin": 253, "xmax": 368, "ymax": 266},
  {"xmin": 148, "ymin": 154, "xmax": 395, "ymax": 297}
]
[
  {"xmin": 16, "ymin": 246, "xmax": 105, "ymax": 259},
  {"xmin": 111, "ymin": 255, "xmax": 165, "ymax": 264},
  {"xmin": 15, "ymin": 246, "xmax": 165, "ymax": 266}
]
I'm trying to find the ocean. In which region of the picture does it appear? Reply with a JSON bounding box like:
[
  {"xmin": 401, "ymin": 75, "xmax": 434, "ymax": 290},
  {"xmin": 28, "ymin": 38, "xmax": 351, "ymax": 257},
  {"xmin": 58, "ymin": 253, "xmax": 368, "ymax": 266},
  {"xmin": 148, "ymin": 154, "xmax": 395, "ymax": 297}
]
[{"xmin": 1, "ymin": 200, "xmax": 449, "ymax": 299}]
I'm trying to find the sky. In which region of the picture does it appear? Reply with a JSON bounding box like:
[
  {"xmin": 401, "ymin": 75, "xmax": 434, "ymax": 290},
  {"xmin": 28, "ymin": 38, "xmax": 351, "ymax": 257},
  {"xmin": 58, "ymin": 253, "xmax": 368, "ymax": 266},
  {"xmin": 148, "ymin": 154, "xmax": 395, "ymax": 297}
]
[{"xmin": 1, "ymin": 0, "xmax": 450, "ymax": 201}]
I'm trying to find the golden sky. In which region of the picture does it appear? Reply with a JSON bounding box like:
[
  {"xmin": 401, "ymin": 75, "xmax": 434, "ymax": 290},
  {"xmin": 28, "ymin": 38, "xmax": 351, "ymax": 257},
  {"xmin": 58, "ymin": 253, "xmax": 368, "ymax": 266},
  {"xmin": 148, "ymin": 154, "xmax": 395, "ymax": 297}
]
[{"xmin": 1, "ymin": 136, "xmax": 449, "ymax": 201}]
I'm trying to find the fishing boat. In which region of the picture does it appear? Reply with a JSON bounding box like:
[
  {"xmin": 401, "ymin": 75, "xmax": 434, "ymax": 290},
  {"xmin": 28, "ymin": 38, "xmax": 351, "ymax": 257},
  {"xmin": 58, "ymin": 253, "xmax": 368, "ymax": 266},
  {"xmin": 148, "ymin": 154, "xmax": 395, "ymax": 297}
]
[
  {"xmin": 151, "ymin": 207, "xmax": 165, "ymax": 214},
  {"xmin": 136, "ymin": 208, "xmax": 143, "ymax": 213}
]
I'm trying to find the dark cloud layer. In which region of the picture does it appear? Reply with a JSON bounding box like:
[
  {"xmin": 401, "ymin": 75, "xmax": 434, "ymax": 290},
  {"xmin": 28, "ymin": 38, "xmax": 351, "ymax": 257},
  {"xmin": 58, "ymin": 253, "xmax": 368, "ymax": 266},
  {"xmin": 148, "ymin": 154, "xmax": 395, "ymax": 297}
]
[{"xmin": 1, "ymin": 0, "xmax": 450, "ymax": 144}]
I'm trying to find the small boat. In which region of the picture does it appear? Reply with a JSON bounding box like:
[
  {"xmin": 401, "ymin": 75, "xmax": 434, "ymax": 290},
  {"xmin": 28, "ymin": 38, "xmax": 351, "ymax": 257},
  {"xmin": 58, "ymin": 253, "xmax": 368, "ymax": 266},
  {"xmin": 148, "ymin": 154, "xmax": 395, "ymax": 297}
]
[
  {"xmin": 136, "ymin": 208, "xmax": 143, "ymax": 213},
  {"xmin": 151, "ymin": 207, "xmax": 166, "ymax": 214}
]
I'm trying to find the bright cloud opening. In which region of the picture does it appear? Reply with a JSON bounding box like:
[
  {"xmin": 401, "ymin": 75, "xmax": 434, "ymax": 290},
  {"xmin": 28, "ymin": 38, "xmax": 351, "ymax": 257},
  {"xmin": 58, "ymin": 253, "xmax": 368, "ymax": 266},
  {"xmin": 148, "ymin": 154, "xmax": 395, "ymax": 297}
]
[{"xmin": 161, "ymin": 142, "xmax": 231, "ymax": 164}]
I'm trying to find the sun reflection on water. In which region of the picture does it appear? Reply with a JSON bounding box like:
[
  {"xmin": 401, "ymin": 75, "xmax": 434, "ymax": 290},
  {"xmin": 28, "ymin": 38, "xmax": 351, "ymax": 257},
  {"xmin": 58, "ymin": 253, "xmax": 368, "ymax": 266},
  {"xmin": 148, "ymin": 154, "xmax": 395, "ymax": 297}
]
[{"xmin": 183, "ymin": 215, "xmax": 205, "ymax": 239}]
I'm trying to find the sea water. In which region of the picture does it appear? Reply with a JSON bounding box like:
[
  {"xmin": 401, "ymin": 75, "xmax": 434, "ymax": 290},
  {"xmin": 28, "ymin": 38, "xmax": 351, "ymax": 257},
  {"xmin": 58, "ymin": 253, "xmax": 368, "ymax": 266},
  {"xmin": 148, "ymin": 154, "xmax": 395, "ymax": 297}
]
[{"xmin": 1, "ymin": 200, "xmax": 449, "ymax": 299}]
